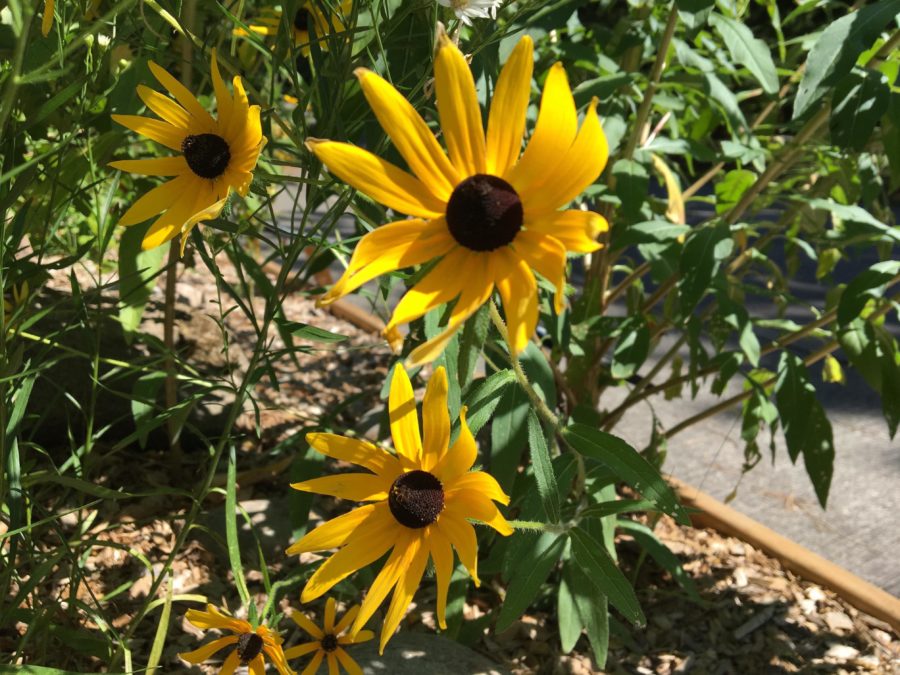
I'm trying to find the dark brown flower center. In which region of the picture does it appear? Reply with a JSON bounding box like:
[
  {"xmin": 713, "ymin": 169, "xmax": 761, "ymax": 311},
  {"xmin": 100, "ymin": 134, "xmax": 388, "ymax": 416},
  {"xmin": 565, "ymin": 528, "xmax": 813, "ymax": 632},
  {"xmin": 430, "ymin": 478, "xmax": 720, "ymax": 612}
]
[
  {"xmin": 182, "ymin": 133, "xmax": 231, "ymax": 179},
  {"xmin": 321, "ymin": 633, "xmax": 339, "ymax": 652},
  {"xmin": 388, "ymin": 470, "xmax": 444, "ymax": 529},
  {"xmin": 445, "ymin": 174, "xmax": 523, "ymax": 251},
  {"xmin": 236, "ymin": 632, "xmax": 264, "ymax": 665},
  {"xmin": 294, "ymin": 8, "xmax": 311, "ymax": 32}
]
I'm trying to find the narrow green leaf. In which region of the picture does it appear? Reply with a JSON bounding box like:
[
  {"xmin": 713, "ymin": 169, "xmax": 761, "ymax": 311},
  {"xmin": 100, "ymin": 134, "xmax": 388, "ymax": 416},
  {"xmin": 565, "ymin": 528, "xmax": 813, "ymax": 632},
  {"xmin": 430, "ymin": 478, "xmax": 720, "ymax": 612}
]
[
  {"xmin": 563, "ymin": 424, "xmax": 689, "ymax": 525},
  {"xmin": 612, "ymin": 159, "xmax": 649, "ymax": 220},
  {"xmin": 678, "ymin": 223, "xmax": 731, "ymax": 315},
  {"xmin": 709, "ymin": 13, "xmax": 779, "ymax": 94},
  {"xmin": 579, "ymin": 498, "xmax": 657, "ymax": 520},
  {"xmin": 21, "ymin": 473, "xmax": 131, "ymax": 500},
  {"xmin": 565, "ymin": 562, "xmax": 610, "ymax": 668},
  {"xmin": 837, "ymin": 260, "xmax": 899, "ymax": 325},
  {"xmin": 611, "ymin": 316, "xmax": 649, "ymax": 380},
  {"xmin": 570, "ymin": 527, "xmax": 645, "ymax": 627},
  {"xmin": 793, "ymin": 0, "xmax": 900, "ymax": 118},
  {"xmin": 527, "ymin": 411, "xmax": 561, "ymax": 523},
  {"xmin": 617, "ymin": 520, "xmax": 700, "ymax": 600},
  {"xmin": 830, "ymin": 68, "xmax": 891, "ymax": 151},
  {"xmin": 280, "ymin": 321, "xmax": 348, "ymax": 343},
  {"xmin": 557, "ymin": 565, "xmax": 584, "ymax": 653},
  {"xmin": 496, "ymin": 532, "xmax": 565, "ymax": 631},
  {"xmin": 146, "ymin": 579, "xmax": 173, "ymax": 675},
  {"xmin": 490, "ymin": 384, "xmax": 530, "ymax": 492},
  {"xmin": 226, "ymin": 445, "xmax": 251, "ymax": 605},
  {"xmin": 462, "ymin": 369, "xmax": 515, "ymax": 437}
]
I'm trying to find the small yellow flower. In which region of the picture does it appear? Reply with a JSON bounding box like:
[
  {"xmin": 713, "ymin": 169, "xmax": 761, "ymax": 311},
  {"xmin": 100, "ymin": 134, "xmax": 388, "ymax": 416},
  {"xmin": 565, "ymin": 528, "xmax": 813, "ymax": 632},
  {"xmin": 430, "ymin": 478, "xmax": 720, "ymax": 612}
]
[
  {"xmin": 42, "ymin": 0, "xmax": 55, "ymax": 36},
  {"xmin": 110, "ymin": 50, "xmax": 265, "ymax": 252},
  {"xmin": 288, "ymin": 365, "xmax": 513, "ymax": 653},
  {"xmin": 178, "ymin": 604, "xmax": 294, "ymax": 675},
  {"xmin": 307, "ymin": 30, "xmax": 609, "ymax": 364},
  {"xmin": 285, "ymin": 597, "xmax": 373, "ymax": 675},
  {"xmin": 236, "ymin": 2, "xmax": 352, "ymax": 57}
]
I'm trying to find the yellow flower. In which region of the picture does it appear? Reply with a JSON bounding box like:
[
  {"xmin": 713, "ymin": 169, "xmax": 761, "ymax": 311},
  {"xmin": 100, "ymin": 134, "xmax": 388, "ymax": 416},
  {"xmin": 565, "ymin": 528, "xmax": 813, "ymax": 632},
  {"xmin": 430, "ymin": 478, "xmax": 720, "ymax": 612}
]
[
  {"xmin": 42, "ymin": 0, "xmax": 54, "ymax": 36},
  {"xmin": 3, "ymin": 280, "xmax": 29, "ymax": 324},
  {"xmin": 288, "ymin": 365, "xmax": 513, "ymax": 653},
  {"xmin": 110, "ymin": 50, "xmax": 265, "ymax": 252},
  {"xmin": 285, "ymin": 597, "xmax": 373, "ymax": 675},
  {"xmin": 307, "ymin": 31, "xmax": 609, "ymax": 364},
  {"xmin": 237, "ymin": 2, "xmax": 352, "ymax": 57},
  {"xmin": 178, "ymin": 604, "xmax": 294, "ymax": 675}
]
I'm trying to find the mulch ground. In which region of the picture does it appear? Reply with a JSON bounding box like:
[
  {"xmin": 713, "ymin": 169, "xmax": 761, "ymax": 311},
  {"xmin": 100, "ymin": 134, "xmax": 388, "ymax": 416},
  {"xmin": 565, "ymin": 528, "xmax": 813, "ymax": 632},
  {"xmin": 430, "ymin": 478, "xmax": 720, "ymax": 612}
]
[{"xmin": 5, "ymin": 255, "xmax": 898, "ymax": 674}]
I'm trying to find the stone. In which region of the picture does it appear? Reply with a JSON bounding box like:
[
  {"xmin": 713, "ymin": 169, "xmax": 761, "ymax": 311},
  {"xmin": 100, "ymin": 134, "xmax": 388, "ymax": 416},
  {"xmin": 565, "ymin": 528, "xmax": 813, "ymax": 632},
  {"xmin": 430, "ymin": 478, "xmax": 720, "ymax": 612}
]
[
  {"xmin": 355, "ymin": 632, "xmax": 510, "ymax": 675},
  {"xmin": 823, "ymin": 611, "xmax": 854, "ymax": 632}
]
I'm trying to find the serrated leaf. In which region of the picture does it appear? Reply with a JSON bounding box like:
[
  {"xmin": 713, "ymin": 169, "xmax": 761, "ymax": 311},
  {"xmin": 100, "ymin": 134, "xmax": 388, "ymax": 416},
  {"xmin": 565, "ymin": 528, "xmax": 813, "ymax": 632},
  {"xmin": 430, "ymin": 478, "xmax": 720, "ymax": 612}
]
[
  {"xmin": 527, "ymin": 411, "xmax": 561, "ymax": 523},
  {"xmin": 793, "ymin": 0, "xmax": 900, "ymax": 118},
  {"xmin": 563, "ymin": 424, "xmax": 689, "ymax": 525},
  {"xmin": 496, "ymin": 532, "xmax": 565, "ymax": 631},
  {"xmin": 570, "ymin": 527, "xmax": 645, "ymax": 627},
  {"xmin": 709, "ymin": 13, "xmax": 779, "ymax": 94}
]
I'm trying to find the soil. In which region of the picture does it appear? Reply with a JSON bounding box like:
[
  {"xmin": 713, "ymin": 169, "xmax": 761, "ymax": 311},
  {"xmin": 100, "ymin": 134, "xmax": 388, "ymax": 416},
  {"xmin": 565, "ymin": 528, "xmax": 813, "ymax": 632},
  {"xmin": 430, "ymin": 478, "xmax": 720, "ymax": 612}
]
[{"xmin": 4, "ymin": 255, "xmax": 898, "ymax": 674}]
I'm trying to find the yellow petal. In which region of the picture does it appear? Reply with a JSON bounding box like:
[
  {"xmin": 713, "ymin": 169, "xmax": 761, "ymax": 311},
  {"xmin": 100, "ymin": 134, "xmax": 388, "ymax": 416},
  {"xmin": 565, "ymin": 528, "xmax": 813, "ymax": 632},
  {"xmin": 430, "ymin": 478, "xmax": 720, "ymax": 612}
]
[
  {"xmin": 248, "ymin": 654, "xmax": 265, "ymax": 675},
  {"xmin": 137, "ymin": 84, "xmax": 191, "ymax": 130},
  {"xmin": 428, "ymin": 526, "xmax": 454, "ymax": 630},
  {"xmin": 327, "ymin": 653, "xmax": 339, "ymax": 675},
  {"xmin": 283, "ymin": 641, "xmax": 320, "ymax": 659},
  {"xmin": 522, "ymin": 98, "xmax": 608, "ymax": 213},
  {"xmin": 355, "ymin": 68, "xmax": 459, "ymax": 199},
  {"xmin": 263, "ymin": 641, "xmax": 295, "ymax": 675},
  {"xmin": 177, "ymin": 195, "xmax": 229, "ymax": 256},
  {"xmin": 341, "ymin": 629, "xmax": 374, "ymax": 645},
  {"xmin": 301, "ymin": 510, "xmax": 398, "ymax": 602},
  {"xmin": 335, "ymin": 648, "xmax": 364, "ymax": 675},
  {"xmin": 219, "ymin": 650, "xmax": 241, "ymax": 675},
  {"xmin": 486, "ymin": 35, "xmax": 534, "ymax": 176},
  {"xmin": 178, "ymin": 636, "xmax": 238, "ymax": 664},
  {"xmin": 452, "ymin": 492, "xmax": 514, "ymax": 535},
  {"xmin": 148, "ymin": 60, "xmax": 216, "ymax": 130},
  {"xmin": 436, "ymin": 512, "xmax": 479, "ymax": 585},
  {"xmin": 385, "ymin": 247, "xmax": 471, "ymax": 329},
  {"xmin": 290, "ymin": 473, "xmax": 392, "ymax": 502},
  {"xmin": 141, "ymin": 185, "xmax": 211, "ymax": 251},
  {"xmin": 112, "ymin": 114, "xmax": 187, "ymax": 151},
  {"xmin": 307, "ymin": 139, "xmax": 446, "ymax": 218},
  {"xmin": 116, "ymin": 175, "xmax": 190, "ymax": 227},
  {"xmin": 334, "ymin": 605, "xmax": 360, "ymax": 635},
  {"xmin": 379, "ymin": 539, "xmax": 429, "ymax": 653},
  {"xmin": 388, "ymin": 364, "xmax": 422, "ymax": 467},
  {"xmin": 287, "ymin": 504, "xmax": 377, "ymax": 555},
  {"xmin": 445, "ymin": 470, "xmax": 510, "ymax": 506},
  {"xmin": 290, "ymin": 610, "xmax": 325, "ymax": 640},
  {"xmin": 324, "ymin": 597, "xmax": 337, "ymax": 632},
  {"xmin": 185, "ymin": 604, "xmax": 250, "ymax": 633},
  {"xmin": 42, "ymin": 0, "xmax": 54, "ymax": 36},
  {"xmin": 406, "ymin": 252, "xmax": 495, "ymax": 367},
  {"xmin": 494, "ymin": 248, "xmax": 538, "ymax": 356},
  {"xmin": 526, "ymin": 209, "xmax": 607, "ymax": 253},
  {"xmin": 421, "ymin": 367, "xmax": 450, "ymax": 472},
  {"xmin": 306, "ymin": 433, "xmax": 402, "ymax": 478},
  {"xmin": 651, "ymin": 153, "xmax": 686, "ymax": 225},
  {"xmin": 300, "ymin": 650, "xmax": 324, "ymax": 675},
  {"xmin": 434, "ymin": 31, "xmax": 486, "ymax": 177},
  {"xmin": 109, "ymin": 156, "xmax": 188, "ymax": 176},
  {"xmin": 433, "ymin": 406, "xmax": 477, "ymax": 483},
  {"xmin": 211, "ymin": 50, "xmax": 234, "ymax": 136},
  {"xmin": 349, "ymin": 529, "xmax": 419, "ymax": 636},
  {"xmin": 319, "ymin": 218, "xmax": 456, "ymax": 307},
  {"xmin": 505, "ymin": 62, "xmax": 577, "ymax": 192},
  {"xmin": 513, "ymin": 230, "xmax": 568, "ymax": 314}
]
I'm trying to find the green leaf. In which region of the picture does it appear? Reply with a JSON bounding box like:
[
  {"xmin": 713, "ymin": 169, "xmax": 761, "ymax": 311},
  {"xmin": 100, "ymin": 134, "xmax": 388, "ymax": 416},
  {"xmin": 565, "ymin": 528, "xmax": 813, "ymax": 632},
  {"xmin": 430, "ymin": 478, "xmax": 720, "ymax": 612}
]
[
  {"xmin": 520, "ymin": 341, "xmax": 558, "ymax": 409},
  {"xmin": 563, "ymin": 424, "xmax": 689, "ymax": 525},
  {"xmin": 675, "ymin": 0, "xmax": 715, "ymax": 12},
  {"xmin": 611, "ymin": 316, "xmax": 649, "ymax": 380},
  {"xmin": 527, "ymin": 411, "xmax": 561, "ymax": 523},
  {"xmin": 793, "ymin": 0, "xmax": 900, "ymax": 119},
  {"xmin": 462, "ymin": 369, "xmax": 516, "ymax": 437},
  {"xmin": 882, "ymin": 357, "xmax": 900, "ymax": 440},
  {"xmin": 838, "ymin": 319, "xmax": 884, "ymax": 391},
  {"xmin": 709, "ymin": 14, "xmax": 779, "ymax": 94},
  {"xmin": 564, "ymin": 562, "xmax": 610, "ymax": 668},
  {"xmin": 20, "ymin": 473, "xmax": 131, "ymax": 500},
  {"xmin": 613, "ymin": 159, "xmax": 649, "ymax": 220},
  {"xmin": 808, "ymin": 198, "xmax": 899, "ymax": 243},
  {"xmin": 616, "ymin": 520, "xmax": 700, "ymax": 600},
  {"xmin": 557, "ymin": 561, "xmax": 584, "ymax": 653},
  {"xmin": 490, "ymin": 384, "xmax": 530, "ymax": 492},
  {"xmin": 225, "ymin": 445, "xmax": 251, "ymax": 605},
  {"xmin": 280, "ymin": 321, "xmax": 349, "ymax": 343},
  {"xmin": 570, "ymin": 527, "xmax": 645, "ymax": 627},
  {"xmin": 118, "ymin": 223, "xmax": 166, "ymax": 335},
  {"xmin": 774, "ymin": 353, "xmax": 835, "ymax": 507},
  {"xmin": 457, "ymin": 305, "xmax": 490, "ymax": 388},
  {"xmin": 715, "ymin": 169, "xmax": 756, "ymax": 215},
  {"xmin": 579, "ymin": 498, "xmax": 658, "ymax": 520},
  {"xmin": 830, "ymin": 68, "xmax": 891, "ymax": 151},
  {"xmin": 0, "ymin": 668, "xmax": 127, "ymax": 675},
  {"xmin": 678, "ymin": 223, "xmax": 731, "ymax": 315},
  {"xmin": 614, "ymin": 220, "xmax": 690, "ymax": 249},
  {"xmin": 837, "ymin": 260, "xmax": 899, "ymax": 325},
  {"xmin": 131, "ymin": 371, "xmax": 165, "ymax": 449},
  {"xmin": 496, "ymin": 532, "xmax": 565, "ymax": 631}
]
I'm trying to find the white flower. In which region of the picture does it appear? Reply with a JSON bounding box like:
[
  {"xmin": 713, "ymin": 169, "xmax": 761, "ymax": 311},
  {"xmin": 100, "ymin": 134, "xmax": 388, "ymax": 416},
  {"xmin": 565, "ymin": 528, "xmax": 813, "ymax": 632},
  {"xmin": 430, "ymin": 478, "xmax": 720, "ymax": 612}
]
[{"xmin": 437, "ymin": 0, "xmax": 502, "ymax": 25}]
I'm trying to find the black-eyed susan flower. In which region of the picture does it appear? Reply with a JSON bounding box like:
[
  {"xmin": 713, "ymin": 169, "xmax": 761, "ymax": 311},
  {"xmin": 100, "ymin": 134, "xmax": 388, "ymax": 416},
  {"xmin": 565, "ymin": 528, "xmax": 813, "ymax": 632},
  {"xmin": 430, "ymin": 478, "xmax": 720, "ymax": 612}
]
[
  {"xmin": 178, "ymin": 604, "xmax": 294, "ymax": 675},
  {"xmin": 288, "ymin": 365, "xmax": 513, "ymax": 652},
  {"xmin": 307, "ymin": 31, "xmax": 609, "ymax": 364},
  {"xmin": 238, "ymin": 2, "xmax": 351, "ymax": 57},
  {"xmin": 285, "ymin": 597, "xmax": 373, "ymax": 675},
  {"xmin": 110, "ymin": 51, "xmax": 265, "ymax": 252}
]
